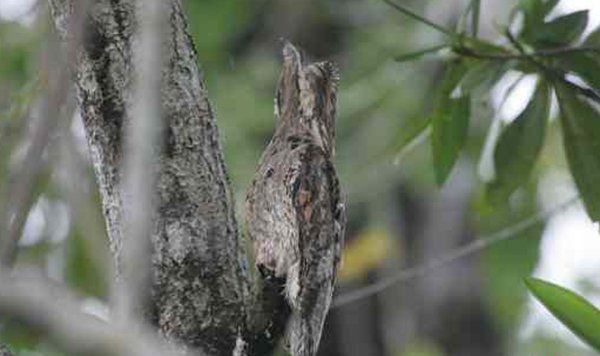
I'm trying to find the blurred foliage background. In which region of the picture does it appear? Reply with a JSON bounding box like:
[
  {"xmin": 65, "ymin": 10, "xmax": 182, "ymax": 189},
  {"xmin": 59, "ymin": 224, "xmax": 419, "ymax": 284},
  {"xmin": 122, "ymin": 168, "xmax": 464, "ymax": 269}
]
[{"xmin": 0, "ymin": 0, "xmax": 599, "ymax": 355}]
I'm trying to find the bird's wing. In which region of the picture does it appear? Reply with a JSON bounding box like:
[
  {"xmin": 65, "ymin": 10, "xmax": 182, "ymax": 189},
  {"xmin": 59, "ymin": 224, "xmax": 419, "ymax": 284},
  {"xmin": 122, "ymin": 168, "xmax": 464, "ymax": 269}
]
[
  {"xmin": 287, "ymin": 141, "xmax": 344, "ymax": 355},
  {"xmin": 292, "ymin": 143, "xmax": 342, "ymax": 292}
]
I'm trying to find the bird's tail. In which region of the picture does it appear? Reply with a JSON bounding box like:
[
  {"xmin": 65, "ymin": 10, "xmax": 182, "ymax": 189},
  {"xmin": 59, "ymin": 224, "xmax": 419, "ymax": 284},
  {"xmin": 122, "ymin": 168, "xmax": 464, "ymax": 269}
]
[
  {"xmin": 287, "ymin": 283, "xmax": 333, "ymax": 356},
  {"xmin": 288, "ymin": 312, "xmax": 323, "ymax": 356}
]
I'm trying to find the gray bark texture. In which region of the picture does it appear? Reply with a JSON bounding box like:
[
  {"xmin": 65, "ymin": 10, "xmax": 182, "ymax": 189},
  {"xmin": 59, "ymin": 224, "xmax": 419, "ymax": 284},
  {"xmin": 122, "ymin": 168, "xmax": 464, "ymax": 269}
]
[
  {"xmin": 48, "ymin": 0, "xmax": 251, "ymax": 354},
  {"xmin": 47, "ymin": 1, "xmax": 341, "ymax": 355}
]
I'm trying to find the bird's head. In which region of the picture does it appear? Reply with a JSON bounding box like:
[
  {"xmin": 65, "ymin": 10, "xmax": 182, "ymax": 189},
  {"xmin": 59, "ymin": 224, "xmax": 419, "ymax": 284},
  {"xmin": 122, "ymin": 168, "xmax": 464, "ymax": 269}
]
[{"xmin": 275, "ymin": 41, "xmax": 339, "ymax": 156}]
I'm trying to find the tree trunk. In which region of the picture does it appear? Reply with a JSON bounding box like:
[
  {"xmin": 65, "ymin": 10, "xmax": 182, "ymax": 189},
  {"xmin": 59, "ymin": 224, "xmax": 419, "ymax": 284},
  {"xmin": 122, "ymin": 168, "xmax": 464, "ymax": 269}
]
[
  {"xmin": 46, "ymin": 0, "xmax": 344, "ymax": 354},
  {"xmin": 48, "ymin": 1, "xmax": 251, "ymax": 354}
]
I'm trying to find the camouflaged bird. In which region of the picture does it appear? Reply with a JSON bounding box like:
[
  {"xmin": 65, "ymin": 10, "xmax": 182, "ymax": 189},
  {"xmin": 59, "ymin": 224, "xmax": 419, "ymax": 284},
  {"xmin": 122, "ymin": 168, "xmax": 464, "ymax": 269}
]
[{"xmin": 245, "ymin": 42, "xmax": 345, "ymax": 356}]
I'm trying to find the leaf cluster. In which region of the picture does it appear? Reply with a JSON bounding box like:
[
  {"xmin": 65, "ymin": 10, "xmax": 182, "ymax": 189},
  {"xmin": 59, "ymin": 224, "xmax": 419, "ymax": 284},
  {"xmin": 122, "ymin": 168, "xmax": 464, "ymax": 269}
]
[
  {"xmin": 391, "ymin": 0, "xmax": 600, "ymax": 220},
  {"xmin": 387, "ymin": 0, "xmax": 600, "ymax": 349}
]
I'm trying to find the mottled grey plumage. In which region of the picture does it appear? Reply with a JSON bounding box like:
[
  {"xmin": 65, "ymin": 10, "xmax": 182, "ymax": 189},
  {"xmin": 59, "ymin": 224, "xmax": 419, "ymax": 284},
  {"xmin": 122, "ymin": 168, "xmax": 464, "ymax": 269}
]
[{"xmin": 246, "ymin": 43, "xmax": 344, "ymax": 356}]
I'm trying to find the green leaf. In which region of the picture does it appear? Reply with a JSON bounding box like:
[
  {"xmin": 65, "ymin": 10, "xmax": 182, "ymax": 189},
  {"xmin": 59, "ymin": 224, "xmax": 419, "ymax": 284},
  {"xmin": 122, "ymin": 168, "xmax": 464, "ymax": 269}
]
[
  {"xmin": 556, "ymin": 84, "xmax": 600, "ymax": 222},
  {"xmin": 432, "ymin": 63, "xmax": 471, "ymax": 185},
  {"xmin": 529, "ymin": 11, "xmax": 589, "ymax": 47},
  {"xmin": 459, "ymin": 60, "xmax": 511, "ymax": 95},
  {"xmin": 488, "ymin": 80, "xmax": 550, "ymax": 202},
  {"xmin": 519, "ymin": 0, "xmax": 558, "ymax": 17},
  {"xmin": 558, "ymin": 53, "xmax": 600, "ymax": 90},
  {"xmin": 525, "ymin": 278, "xmax": 600, "ymax": 352},
  {"xmin": 392, "ymin": 116, "xmax": 431, "ymax": 154},
  {"xmin": 540, "ymin": 0, "xmax": 560, "ymax": 16},
  {"xmin": 518, "ymin": 0, "xmax": 544, "ymax": 23},
  {"xmin": 431, "ymin": 64, "xmax": 471, "ymax": 185},
  {"xmin": 432, "ymin": 95, "xmax": 470, "ymax": 185},
  {"xmin": 519, "ymin": 0, "xmax": 560, "ymax": 35},
  {"xmin": 583, "ymin": 26, "xmax": 600, "ymax": 47}
]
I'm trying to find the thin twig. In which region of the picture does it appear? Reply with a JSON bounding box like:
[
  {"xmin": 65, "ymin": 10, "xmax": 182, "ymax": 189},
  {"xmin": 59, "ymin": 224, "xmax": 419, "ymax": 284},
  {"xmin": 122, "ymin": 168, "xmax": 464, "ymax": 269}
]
[
  {"xmin": 471, "ymin": 0, "xmax": 480, "ymax": 38},
  {"xmin": 382, "ymin": 0, "xmax": 454, "ymax": 37},
  {"xmin": 0, "ymin": 1, "xmax": 87, "ymax": 267},
  {"xmin": 0, "ymin": 273, "xmax": 187, "ymax": 356},
  {"xmin": 56, "ymin": 103, "xmax": 112, "ymax": 290},
  {"xmin": 394, "ymin": 44, "xmax": 449, "ymax": 63},
  {"xmin": 455, "ymin": 45, "xmax": 600, "ymax": 61},
  {"xmin": 503, "ymin": 30, "xmax": 600, "ymax": 104},
  {"xmin": 383, "ymin": 0, "xmax": 600, "ymax": 103},
  {"xmin": 116, "ymin": 0, "xmax": 168, "ymax": 321},
  {"xmin": 392, "ymin": 125, "xmax": 431, "ymax": 165},
  {"xmin": 332, "ymin": 195, "xmax": 579, "ymax": 308}
]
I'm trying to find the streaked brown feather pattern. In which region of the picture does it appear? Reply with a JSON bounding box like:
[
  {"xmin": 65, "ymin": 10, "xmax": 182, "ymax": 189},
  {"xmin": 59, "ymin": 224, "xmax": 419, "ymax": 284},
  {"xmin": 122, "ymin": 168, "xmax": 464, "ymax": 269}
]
[{"xmin": 245, "ymin": 42, "xmax": 344, "ymax": 356}]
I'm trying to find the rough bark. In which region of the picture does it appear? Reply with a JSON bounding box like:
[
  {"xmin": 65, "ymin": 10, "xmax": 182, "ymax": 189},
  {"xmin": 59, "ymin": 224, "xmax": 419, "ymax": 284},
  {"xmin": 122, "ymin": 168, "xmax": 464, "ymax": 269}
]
[
  {"xmin": 46, "ymin": 1, "xmax": 344, "ymax": 354},
  {"xmin": 48, "ymin": 0, "xmax": 250, "ymax": 354}
]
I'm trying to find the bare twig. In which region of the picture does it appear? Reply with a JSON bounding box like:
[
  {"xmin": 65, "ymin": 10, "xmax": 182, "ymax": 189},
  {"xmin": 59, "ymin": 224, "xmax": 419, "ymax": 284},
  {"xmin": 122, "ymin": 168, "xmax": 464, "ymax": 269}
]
[
  {"xmin": 55, "ymin": 105, "xmax": 112, "ymax": 292},
  {"xmin": 394, "ymin": 44, "xmax": 449, "ymax": 63},
  {"xmin": 471, "ymin": 0, "xmax": 480, "ymax": 37},
  {"xmin": 116, "ymin": 0, "xmax": 168, "ymax": 321},
  {"xmin": 332, "ymin": 195, "xmax": 579, "ymax": 308},
  {"xmin": 0, "ymin": 273, "xmax": 186, "ymax": 356},
  {"xmin": 0, "ymin": 45, "xmax": 60, "ymax": 266},
  {"xmin": 0, "ymin": 0, "xmax": 88, "ymax": 267},
  {"xmin": 454, "ymin": 45, "xmax": 600, "ymax": 61},
  {"xmin": 382, "ymin": 0, "xmax": 453, "ymax": 36}
]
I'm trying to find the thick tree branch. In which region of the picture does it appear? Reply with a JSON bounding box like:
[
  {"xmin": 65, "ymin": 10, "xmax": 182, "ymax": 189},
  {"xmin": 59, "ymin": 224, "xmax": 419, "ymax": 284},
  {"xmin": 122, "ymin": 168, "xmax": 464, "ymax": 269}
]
[
  {"xmin": 48, "ymin": 0, "xmax": 250, "ymax": 353},
  {"xmin": 244, "ymin": 273, "xmax": 291, "ymax": 355},
  {"xmin": 46, "ymin": 1, "xmax": 338, "ymax": 354}
]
